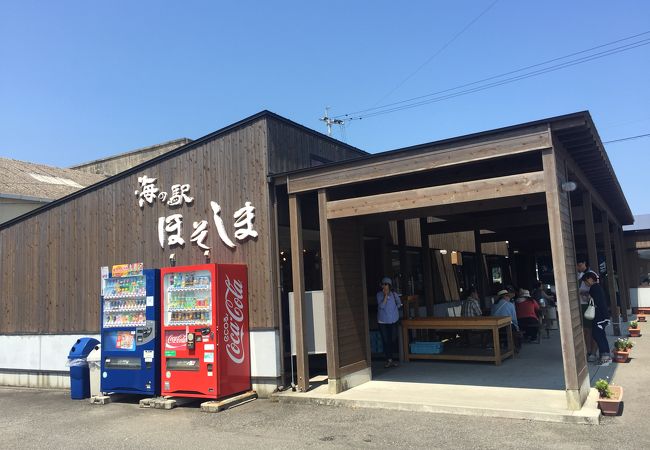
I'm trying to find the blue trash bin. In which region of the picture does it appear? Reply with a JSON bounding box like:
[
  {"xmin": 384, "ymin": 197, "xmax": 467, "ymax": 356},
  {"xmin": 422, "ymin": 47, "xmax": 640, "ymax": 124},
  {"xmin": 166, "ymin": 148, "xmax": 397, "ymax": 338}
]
[{"xmin": 68, "ymin": 337, "xmax": 100, "ymax": 400}]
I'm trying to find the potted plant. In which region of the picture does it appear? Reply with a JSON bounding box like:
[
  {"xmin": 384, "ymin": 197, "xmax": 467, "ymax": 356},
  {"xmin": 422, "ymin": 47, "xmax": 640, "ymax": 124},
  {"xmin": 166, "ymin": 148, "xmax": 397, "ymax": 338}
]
[
  {"xmin": 629, "ymin": 320, "xmax": 641, "ymax": 337},
  {"xmin": 639, "ymin": 314, "xmax": 647, "ymax": 323},
  {"xmin": 612, "ymin": 338, "xmax": 631, "ymax": 363},
  {"xmin": 595, "ymin": 378, "xmax": 623, "ymax": 416}
]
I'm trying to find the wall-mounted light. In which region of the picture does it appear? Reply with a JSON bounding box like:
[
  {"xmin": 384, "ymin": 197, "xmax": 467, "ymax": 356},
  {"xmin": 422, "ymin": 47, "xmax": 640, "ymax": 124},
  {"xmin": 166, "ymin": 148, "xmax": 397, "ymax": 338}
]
[
  {"xmin": 169, "ymin": 253, "xmax": 176, "ymax": 267},
  {"xmin": 561, "ymin": 181, "xmax": 577, "ymax": 192},
  {"xmin": 439, "ymin": 249, "xmax": 448, "ymax": 255}
]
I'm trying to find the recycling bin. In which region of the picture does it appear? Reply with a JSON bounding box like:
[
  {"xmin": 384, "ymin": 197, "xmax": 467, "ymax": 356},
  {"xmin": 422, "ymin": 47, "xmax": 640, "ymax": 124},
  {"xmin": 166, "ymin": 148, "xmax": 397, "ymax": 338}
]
[
  {"xmin": 67, "ymin": 337, "xmax": 100, "ymax": 400},
  {"xmin": 86, "ymin": 344, "xmax": 101, "ymax": 398}
]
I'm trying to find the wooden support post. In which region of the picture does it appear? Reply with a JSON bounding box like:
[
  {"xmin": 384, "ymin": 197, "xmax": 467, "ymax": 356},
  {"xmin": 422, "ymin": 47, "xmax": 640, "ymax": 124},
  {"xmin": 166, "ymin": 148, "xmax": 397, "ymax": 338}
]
[
  {"xmin": 613, "ymin": 226, "xmax": 628, "ymax": 320},
  {"xmin": 542, "ymin": 146, "xmax": 589, "ymax": 410},
  {"xmin": 602, "ymin": 211, "xmax": 621, "ymax": 335},
  {"xmin": 288, "ymin": 194, "xmax": 309, "ymax": 391},
  {"xmin": 318, "ymin": 190, "xmax": 340, "ymax": 384},
  {"xmin": 582, "ymin": 192, "xmax": 599, "ymax": 270},
  {"xmin": 397, "ymin": 220, "xmax": 408, "ymax": 294},
  {"xmin": 474, "ymin": 229, "xmax": 486, "ymax": 298},
  {"xmin": 420, "ymin": 218, "xmax": 435, "ymax": 316},
  {"xmin": 617, "ymin": 228, "xmax": 631, "ymax": 314}
]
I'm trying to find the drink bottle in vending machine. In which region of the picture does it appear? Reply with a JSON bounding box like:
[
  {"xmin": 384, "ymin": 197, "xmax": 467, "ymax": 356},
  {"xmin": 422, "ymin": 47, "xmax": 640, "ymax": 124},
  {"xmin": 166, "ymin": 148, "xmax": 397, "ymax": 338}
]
[{"xmin": 160, "ymin": 263, "xmax": 250, "ymax": 399}]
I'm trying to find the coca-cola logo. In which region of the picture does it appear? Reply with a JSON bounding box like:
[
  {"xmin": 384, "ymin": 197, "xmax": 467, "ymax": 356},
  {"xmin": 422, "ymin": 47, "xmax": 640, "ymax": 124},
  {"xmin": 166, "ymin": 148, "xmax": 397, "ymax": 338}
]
[
  {"xmin": 223, "ymin": 275, "xmax": 246, "ymax": 364},
  {"xmin": 166, "ymin": 331, "xmax": 187, "ymax": 349}
]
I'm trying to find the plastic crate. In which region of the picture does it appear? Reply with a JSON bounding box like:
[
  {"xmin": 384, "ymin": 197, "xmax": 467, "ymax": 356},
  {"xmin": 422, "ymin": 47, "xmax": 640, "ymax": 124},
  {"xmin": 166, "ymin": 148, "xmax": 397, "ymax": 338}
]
[{"xmin": 409, "ymin": 341, "xmax": 443, "ymax": 355}]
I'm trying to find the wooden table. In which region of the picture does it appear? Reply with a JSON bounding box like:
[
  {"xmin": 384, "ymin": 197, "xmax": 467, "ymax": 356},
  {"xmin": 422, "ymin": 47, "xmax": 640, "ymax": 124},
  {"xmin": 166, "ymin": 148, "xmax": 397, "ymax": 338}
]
[{"xmin": 401, "ymin": 316, "xmax": 514, "ymax": 365}]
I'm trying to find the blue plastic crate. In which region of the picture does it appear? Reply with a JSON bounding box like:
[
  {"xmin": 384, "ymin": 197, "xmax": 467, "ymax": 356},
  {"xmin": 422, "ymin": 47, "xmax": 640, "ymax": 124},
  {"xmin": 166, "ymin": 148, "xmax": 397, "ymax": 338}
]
[{"xmin": 409, "ymin": 341, "xmax": 443, "ymax": 355}]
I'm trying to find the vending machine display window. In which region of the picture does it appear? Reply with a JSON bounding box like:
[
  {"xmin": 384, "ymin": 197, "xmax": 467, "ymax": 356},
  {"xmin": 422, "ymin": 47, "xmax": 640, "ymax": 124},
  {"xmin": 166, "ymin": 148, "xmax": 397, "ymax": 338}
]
[
  {"xmin": 102, "ymin": 275, "xmax": 147, "ymax": 328},
  {"xmin": 163, "ymin": 270, "xmax": 212, "ymax": 326}
]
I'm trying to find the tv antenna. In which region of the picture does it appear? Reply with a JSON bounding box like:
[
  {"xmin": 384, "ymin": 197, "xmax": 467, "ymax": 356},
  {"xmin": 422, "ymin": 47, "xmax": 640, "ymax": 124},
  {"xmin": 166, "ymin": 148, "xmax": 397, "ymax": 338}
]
[{"xmin": 319, "ymin": 107, "xmax": 345, "ymax": 137}]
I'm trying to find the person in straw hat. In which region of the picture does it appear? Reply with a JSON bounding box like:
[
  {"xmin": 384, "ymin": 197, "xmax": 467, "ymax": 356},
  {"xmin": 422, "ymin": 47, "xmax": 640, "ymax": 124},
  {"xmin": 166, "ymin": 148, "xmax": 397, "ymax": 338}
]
[{"xmin": 515, "ymin": 289, "xmax": 541, "ymax": 342}]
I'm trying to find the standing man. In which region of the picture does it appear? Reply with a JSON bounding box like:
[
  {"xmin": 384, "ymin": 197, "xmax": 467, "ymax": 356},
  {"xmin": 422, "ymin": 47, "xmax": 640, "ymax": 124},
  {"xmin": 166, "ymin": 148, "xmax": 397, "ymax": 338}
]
[{"xmin": 577, "ymin": 259, "xmax": 599, "ymax": 362}]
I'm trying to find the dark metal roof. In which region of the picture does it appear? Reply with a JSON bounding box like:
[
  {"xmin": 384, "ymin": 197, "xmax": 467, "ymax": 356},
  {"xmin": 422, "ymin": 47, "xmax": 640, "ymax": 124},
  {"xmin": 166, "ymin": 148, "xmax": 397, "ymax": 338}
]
[
  {"xmin": 624, "ymin": 214, "xmax": 650, "ymax": 232},
  {"xmin": 552, "ymin": 112, "xmax": 634, "ymax": 225},
  {"xmin": 273, "ymin": 110, "xmax": 634, "ymax": 225}
]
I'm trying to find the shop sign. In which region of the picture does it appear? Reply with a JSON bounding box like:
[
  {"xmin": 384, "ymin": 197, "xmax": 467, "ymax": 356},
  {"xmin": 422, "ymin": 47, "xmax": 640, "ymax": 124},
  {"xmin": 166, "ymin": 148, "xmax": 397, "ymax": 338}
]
[
  {"xmin": 134, "ymin": 175, "xmax": 258, "ymax": 253},
  {"xmin": 111, "ymin": 262, "xmax": 144, "ymax": 278}
]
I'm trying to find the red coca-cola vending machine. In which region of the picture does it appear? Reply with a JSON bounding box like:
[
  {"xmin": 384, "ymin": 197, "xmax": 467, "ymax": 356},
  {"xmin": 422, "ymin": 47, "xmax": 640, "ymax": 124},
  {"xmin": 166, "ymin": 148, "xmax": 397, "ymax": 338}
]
[{"xmin": 160, "ymin": 263, "xmax": 250, "ymax": 399}]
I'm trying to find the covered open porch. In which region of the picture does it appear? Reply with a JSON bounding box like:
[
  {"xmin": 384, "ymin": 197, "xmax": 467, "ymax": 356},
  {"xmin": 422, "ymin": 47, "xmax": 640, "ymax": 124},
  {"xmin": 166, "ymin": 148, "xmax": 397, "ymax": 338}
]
[{"xmin": 276, "ymin": 111, "xmax": 633, "ymax": 412}]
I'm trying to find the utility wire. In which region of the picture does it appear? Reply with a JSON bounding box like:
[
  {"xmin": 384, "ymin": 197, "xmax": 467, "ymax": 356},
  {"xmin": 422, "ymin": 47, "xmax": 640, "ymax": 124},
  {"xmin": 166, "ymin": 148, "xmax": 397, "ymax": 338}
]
[
  {"xmin": 350, "ymin": 39, "xmax": 650, "ymax": 120},
  {"xmin": 372, "ymin": 0, "xmax": 500, "ymax": 107},
  {"xmin": 335, "ymin": 30, "xmax": 650, "ymax": 121},
  {"xmin": 603, "ymin": 133, "xmax": 650, "ymax": 144}
]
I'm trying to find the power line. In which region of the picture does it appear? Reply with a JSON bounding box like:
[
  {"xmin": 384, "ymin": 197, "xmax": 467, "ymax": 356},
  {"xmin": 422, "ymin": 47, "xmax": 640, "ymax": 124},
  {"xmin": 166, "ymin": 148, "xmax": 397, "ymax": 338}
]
[
  {"xmin": 334, "ymin": 30, "xmax": 650, "ymax": 121},
  {"xmin": 372, "ymin": 0, "xmax": 500, "ymax": 107},
  {"xmin": 351, "ymin": 39, "xmax": 650, "ymax": 120},
  {"xmin": 603, "ymin": 133, "xmax": 650, "ymax": 144}
]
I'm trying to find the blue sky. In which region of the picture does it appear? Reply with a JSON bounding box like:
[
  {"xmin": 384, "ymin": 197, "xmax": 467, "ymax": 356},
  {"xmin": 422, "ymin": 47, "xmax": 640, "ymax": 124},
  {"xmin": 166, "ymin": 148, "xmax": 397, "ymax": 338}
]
[{"xmin": 1, "ymin": 1, "xmax": 649, "ymax": 214}]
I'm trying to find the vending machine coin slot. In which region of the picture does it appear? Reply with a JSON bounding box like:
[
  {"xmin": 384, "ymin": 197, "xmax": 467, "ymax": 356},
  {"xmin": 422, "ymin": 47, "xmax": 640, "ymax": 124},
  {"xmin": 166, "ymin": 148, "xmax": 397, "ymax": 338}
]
[{"xmin": 187, "ymin": 332, "xmax": 195, "ymax": 350}]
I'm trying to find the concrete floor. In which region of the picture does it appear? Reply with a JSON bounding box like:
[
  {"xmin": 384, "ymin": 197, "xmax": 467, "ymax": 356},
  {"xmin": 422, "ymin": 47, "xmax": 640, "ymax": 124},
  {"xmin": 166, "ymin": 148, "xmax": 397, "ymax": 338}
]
[{"xmin": 276, "ymin": 320, "xmax": 632, "ymax": 424}]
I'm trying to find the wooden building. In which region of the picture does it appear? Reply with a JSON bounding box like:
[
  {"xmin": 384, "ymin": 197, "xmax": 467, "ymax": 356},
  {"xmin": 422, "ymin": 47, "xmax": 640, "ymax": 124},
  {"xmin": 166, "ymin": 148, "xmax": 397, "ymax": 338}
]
[
  {"xmin": 0, "ymin": 110, "xmax": 633, "ymax": 409},
  {"xmin": 279, "ymin": 111, "xmax": 633, "ymax": 410},
  {"xmin": 0, "ymin": 112, "xmax": 365, "ymax": 394}
]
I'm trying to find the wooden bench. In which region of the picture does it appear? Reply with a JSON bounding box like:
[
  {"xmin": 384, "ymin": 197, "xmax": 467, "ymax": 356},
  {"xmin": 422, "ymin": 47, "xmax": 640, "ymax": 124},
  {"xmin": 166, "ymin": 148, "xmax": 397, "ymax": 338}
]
[{"xmin": 401, "ymin": 317, "xmax": 514, "ymax": 366}]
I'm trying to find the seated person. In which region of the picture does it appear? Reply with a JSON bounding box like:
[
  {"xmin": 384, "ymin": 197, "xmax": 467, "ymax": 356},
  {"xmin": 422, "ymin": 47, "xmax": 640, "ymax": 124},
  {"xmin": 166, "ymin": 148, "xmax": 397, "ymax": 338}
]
[
  {"xmin": 515, "ymin": 289, "xmax": 541, "ymax": 341},
  {"xmin": 461, "ymin": 287, "xmax": 482, "ymax": 317},
  {"xmin": 531, "ymin": 280, "xmax": 555, "ymax": 307},
  {"xmin": 491, "ymin": 289, "xmax": 519, "ymax": 349}
]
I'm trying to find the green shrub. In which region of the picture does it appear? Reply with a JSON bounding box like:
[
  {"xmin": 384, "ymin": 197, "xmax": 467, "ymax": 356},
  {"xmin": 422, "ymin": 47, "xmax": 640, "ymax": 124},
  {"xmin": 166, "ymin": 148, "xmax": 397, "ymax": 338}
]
[
  {"xmin": 630, "ymin": 320, "xmax": 638, "ymax": 328},
  {"xmin": 595, "ymin": 379, "xmax": 612, "ymax": 399},
  {"xmin": 614, "ymin": 337, "xmax": 632, "ymax": 350}
]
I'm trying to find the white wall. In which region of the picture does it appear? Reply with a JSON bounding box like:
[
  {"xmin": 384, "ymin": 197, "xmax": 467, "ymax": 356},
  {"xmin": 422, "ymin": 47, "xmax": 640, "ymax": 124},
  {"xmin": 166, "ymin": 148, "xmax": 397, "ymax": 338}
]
[
  {"xmin": 630, "ymin": 287, "xmax": 650, "ymax": 308},
  {"xmin": 0, "ymin": 331, "xmax": 281, "ymax": 394}
]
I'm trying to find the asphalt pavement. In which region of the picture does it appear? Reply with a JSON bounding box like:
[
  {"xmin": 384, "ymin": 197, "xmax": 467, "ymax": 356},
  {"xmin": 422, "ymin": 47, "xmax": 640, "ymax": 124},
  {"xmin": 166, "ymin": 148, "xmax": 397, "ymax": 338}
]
[{"xmin": 1, "ymin": 322, "xmax": 648, "ymax": 449}]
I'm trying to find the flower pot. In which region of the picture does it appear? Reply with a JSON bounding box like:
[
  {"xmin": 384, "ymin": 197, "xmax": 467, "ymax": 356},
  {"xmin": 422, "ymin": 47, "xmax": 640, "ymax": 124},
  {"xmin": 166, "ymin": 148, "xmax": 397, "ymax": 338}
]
[
  {"xmin": 613, "ymin": 350, "xmax": 629, "ymax": 363},
  {"xmin": 639, "ymin": 315, "xmax": 647, "ymax": 322},
  {"xmin": 629, "ymin": 327, "xmax": 641, "ymax": 337},
  {"xmin": 598, "ymin": 385, "xmax": 624, "ymax": 416}
]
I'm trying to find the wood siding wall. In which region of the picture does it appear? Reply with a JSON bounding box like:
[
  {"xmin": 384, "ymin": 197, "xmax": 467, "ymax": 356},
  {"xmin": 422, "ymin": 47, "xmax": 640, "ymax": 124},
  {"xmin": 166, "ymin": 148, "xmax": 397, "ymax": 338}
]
[
  {"xmin": 266, "ymin": 119, "xmax": 365, "ymax": 174},
  {"xmin": 331, "ymin": 219, "xmax": 368, "ymax": 368},
  {"xmin": 0, "ymin": 118, "xmax": 275, "ymax": 333},
  {"xmin": 1, "ymin": 114, "xmax": 373, "ymax": 335}
]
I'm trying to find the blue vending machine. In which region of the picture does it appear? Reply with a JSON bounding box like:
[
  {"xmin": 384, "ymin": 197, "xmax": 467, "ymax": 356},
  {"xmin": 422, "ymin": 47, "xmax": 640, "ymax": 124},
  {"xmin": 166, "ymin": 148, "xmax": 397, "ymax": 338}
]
[{"xmin": 100, "ymin": 266, "xmax": 160, "ymax": 395}]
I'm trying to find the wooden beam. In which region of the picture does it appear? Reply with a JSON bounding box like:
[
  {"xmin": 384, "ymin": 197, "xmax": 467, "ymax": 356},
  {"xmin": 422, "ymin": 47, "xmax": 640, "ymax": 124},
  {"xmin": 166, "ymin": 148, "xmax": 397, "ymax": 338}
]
[
  {"xmin": 478, "ymin": 227, "xmax": 550, "ymax": 244},
  {"xmin": 422, "ymin": 210, "xmax": 549, "ymax": 235},
  {"xmin": 397, "ymin": 220, "xmax": 408, "ymax": 294},
  {"xmin": 420, "ymin": 218, "xmax": 435, "ymax": 315},
  {"xmin": 287, "ymin": 128, "xmax": 551, "ymax": 194},
  {"xmin": 474, "ymin": 229, "xmax": 486, "ymax": 297},
  {"xmin": 288, "ymin": 194, "xmax": 309, "ymax": 391},
  {"xmin": 327, "ymin": 171, "xmax": 546, "ymax": 220},
  {"xmin": 557, "ymin": 141, "xmax": 622, "ymax": 228},
  {"xmin": 582, "ymin": 192, "xmax": 598, "ymax": 269},
  {"xmin": 542, "ymin": 146, "xmax": 589, "ymax": 409},
  {"xmin": 318, "ymin": 190, "xmax": 340, "ymax": 380},
  {"xmin": 602, "ymin": 211, "xmax": 621, "ymax": 335},
  {"xmin": 613, "ymin": 225, "xmax": 629, "ymax": 320},
  {"xmin": 358, "ymin": 194, "xmax": 547, "ymax": 225}
]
